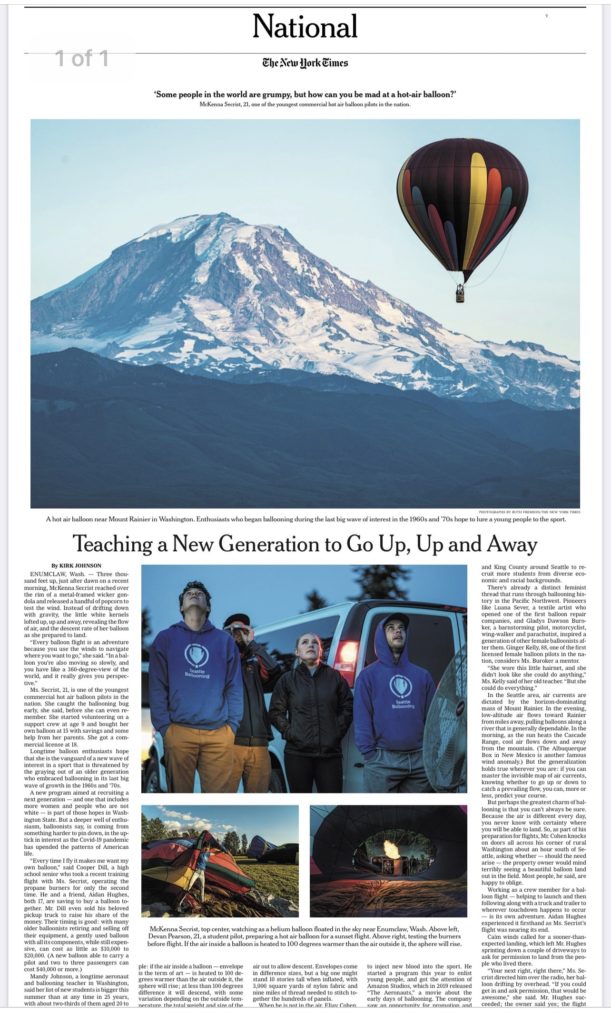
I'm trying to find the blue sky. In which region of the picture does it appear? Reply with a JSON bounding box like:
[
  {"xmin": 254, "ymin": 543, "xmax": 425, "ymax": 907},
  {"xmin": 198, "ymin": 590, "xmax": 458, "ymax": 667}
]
[
  {"xmin": 142, "ymin": 563, "xmax": 467, "ymax": 639},
  {"xmin": 32, "ymin": 119, "xmax": 579, "ymax": 357},
  {"xmin": 142, "ymin": 803, "xmax": 298, "ymax": 845}
]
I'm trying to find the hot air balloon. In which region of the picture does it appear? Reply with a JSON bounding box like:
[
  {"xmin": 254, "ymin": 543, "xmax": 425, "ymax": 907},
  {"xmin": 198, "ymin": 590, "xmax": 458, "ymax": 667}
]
[{"xmin": 397, "ymin": 138, "xmax": 529, "ymax": 302}]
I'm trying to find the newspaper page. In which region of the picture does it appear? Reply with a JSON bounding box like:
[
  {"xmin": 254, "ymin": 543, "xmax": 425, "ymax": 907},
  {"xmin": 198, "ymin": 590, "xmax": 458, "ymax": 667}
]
[{"xmin": 5, "ymin": 2, "xmax": 605, "ymax": 1012}]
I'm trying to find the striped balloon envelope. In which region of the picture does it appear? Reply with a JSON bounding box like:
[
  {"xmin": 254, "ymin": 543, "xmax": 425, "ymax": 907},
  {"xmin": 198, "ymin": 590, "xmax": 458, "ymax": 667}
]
[{"xmin": 397, "ymin": 138, "xmax": 528, "ymax": 288}]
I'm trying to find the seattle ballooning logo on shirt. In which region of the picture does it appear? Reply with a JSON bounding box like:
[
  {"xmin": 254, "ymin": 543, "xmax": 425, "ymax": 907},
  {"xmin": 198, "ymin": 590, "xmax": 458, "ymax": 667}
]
[
  {"xmin": 184, "ymin": 643, "xmax": 211, "ymax": 678},
  {"xmin": 389, "ymin": 674, "xmax": 415, "ymax": 710}
]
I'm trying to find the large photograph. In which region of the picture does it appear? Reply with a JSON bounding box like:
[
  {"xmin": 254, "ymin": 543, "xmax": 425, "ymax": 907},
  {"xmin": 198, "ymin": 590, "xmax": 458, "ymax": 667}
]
[
  {"xmin": 141, "ymin": 563, "xmax": 467, "ymax": 796},
  {"xmin": 310, "ymin": 805, "xmax": 467, "ymax": 918},
  {"xmin": 141, "ymin": 803, "xmax": 299, "ymax": 918},
  {"xmin": 31, "ymin": 119, "xmax": 579, "ymax": 508}
]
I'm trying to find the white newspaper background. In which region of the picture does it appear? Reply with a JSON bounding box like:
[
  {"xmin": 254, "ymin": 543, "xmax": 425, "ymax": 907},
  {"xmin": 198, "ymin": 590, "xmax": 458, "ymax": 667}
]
[{"xmin": 6, "ymin": 3, "xmax": 604, "ymax": 1012}]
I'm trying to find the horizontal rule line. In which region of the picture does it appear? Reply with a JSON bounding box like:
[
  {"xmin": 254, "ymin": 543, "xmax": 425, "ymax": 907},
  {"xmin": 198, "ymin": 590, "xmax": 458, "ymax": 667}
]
[
  {"xmin": 25, "ymin": 51, "xmax": 587, "ymax": 56},
  {"xmin": 23, "ymin": 5, "xmax": 590, "ymax": 9}
]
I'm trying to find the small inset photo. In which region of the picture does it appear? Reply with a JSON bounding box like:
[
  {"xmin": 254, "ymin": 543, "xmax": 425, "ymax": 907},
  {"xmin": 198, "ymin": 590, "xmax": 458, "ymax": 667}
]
[
  {"xmin": 310, "ymin": 805, "xmax": 467, "ymax": 918},
  {"xmin": 142, "ymin": 804, "xmax": 299, "ymax": 918}
]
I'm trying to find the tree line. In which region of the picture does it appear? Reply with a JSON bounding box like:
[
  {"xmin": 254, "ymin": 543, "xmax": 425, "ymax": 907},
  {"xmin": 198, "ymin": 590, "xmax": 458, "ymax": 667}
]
[{"xmin": 141, "ymin": 814, "xmax": 248, "ymax": 856}]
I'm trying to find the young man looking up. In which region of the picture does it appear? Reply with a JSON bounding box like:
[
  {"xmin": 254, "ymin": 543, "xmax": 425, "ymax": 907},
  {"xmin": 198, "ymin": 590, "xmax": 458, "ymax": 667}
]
[
  {"xmin": 148, "ymin": 581, "xmax": 243, "ymax": 793},
  {"xmin": 353, "ymin": 614, "xmax": 435, "ymax": 793},
  {"xmin": 222, "ymin": 612, "xmax": 281, "ymax": 793}
]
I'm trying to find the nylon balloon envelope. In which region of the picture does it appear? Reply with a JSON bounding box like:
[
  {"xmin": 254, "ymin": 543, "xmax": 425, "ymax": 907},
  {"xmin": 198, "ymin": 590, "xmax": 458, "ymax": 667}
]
[{"xmin": 397, "ymin": 138, "xmax": 528, "ymax": 298}]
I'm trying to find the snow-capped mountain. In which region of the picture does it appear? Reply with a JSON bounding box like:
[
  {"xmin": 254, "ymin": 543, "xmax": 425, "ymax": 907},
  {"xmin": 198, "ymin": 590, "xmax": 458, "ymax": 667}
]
[{"xmin": 32, "ymin": 212, "xmax": 579, "ymax": 410}]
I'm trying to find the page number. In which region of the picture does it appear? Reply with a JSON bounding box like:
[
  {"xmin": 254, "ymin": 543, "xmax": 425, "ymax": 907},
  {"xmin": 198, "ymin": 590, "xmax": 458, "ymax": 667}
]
[{"xmin": 55, "ymin": 50, "xmax": 109, "ymax": 68}]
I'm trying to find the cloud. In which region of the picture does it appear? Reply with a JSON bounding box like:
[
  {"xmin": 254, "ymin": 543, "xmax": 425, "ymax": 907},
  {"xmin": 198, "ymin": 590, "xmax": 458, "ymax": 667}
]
[
  {"xmin": 162, "ymin": 809, "xmax": 193, "ymax": 821},
  {"xmin": 190, "ymin": 818, "xmax": 214, "ymax": 830}
]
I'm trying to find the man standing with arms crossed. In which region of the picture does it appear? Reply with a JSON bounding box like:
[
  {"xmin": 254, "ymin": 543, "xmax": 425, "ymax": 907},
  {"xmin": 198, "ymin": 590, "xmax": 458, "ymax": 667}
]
[{"xmin": 148, "ymin": 581, "xmax": 243, "ymax": 793}]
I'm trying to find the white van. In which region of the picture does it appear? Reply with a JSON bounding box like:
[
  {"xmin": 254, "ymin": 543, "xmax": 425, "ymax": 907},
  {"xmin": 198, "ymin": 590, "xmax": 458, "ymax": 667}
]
[{"xmin": 141, "ymin": 598, "xmax": 467, "ymax": 794}]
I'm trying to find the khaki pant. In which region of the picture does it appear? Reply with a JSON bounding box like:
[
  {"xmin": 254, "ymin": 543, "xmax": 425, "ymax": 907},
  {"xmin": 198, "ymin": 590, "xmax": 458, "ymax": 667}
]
[
  {"xmin": 228, "ymin": 746, "xmax": 271, "ymax": 793},
  {"xmin": 164, "ymin": 722, "xmax": 235, "ymax": 793}
]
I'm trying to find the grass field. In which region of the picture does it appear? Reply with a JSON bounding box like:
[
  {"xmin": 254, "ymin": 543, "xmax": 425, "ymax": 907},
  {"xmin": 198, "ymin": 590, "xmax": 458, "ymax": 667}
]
[
  {"xmin": 235, "ymin": 856, "xmax": 299, "ymax": 904},
  {"xmin": 310, "ymin": 877, "xmax": 467, "ymax": 917}
]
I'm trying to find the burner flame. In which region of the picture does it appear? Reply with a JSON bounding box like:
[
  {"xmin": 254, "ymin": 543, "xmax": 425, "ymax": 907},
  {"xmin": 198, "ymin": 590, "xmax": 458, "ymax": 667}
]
[{"xmin": 383, "ymin": 840, "xmax": 400, "ymax": 859}]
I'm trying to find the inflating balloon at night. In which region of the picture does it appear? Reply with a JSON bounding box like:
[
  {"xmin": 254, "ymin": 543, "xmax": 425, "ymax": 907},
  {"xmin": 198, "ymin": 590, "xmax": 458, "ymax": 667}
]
[{"xmin": 397, "ymin": 138, "xmax": 529, "ymax": 302}]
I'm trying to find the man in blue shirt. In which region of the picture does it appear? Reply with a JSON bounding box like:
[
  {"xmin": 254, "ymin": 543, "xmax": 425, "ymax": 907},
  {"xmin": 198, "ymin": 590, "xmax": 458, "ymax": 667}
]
[
  {"xmin": 148, "ymin": 581, "xmax": 243, "ymax": 792},
  {"xmin": 353, "ymin": 614, "xmax": 435, "ymax": 793}
]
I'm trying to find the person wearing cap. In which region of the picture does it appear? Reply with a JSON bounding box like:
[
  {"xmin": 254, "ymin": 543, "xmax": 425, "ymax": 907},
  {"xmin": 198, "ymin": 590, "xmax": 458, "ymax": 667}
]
[
  {"xmin": 222, "ymin": 612, "xmax": 281, "ymax": 793},
  {"xmin": 353, "ymin": 613, "xmax": 436, "ymax": 793},
  {"xmin": 148, "ymin": 581, "xmax": 243, "ymax": 793}
]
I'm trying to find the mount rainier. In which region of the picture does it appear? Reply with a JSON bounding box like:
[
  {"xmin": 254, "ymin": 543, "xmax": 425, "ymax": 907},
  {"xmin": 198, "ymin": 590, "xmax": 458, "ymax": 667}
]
[{"xmin": 32, "ymin": 212, "xmax": 578, "ymax": 411}]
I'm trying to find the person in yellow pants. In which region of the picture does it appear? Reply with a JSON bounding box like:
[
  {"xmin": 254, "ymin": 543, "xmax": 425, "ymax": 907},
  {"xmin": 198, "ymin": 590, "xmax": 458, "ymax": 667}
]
[{"xmin": 148, "ymin": 581, "xmax": 243, "ymax": 792}]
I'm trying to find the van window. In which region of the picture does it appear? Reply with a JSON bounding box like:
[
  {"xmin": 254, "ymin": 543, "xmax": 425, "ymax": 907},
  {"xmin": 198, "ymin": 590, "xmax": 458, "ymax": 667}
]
[
  {"xmin": 257, "ymin": 614, "xmax": 341, "ymax": 680},
  {"xmin": 142, "ymin": 669, "xmax": 150, "ymax": 708},
  {"xmin": 363, "ymin": 613, "xmax": 455, "ymax": 684}
]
